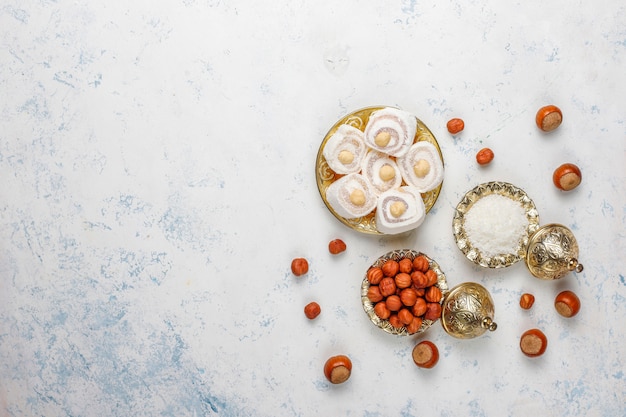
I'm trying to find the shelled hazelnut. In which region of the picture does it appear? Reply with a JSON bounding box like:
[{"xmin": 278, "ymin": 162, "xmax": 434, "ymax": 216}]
[
  {"xmin": 446, "ymin": 118, "xmax": 465, "ymax": 135},
  {"xmin": 291, "ymin": 258, "xmax": 309, "ymax": 276},
  {"xmin": 304, "ymin": 302, "xmax": 321, "ymax": 320},
  {"xmin": 476, "ymin": 148, "xmax": 494, "ymax": 165},
  {"xmin": 328, "ymin": 239, "xmax": 347, "ymax": 255},
  {"xmin": 519, "ymin": 293, "xmax": 535, "ymax": 310}
]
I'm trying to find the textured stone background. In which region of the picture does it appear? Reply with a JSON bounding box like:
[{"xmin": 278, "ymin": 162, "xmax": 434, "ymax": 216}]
[{"xmin": 1, "ymin": 1, "xmax": 625, "ymax": 416}]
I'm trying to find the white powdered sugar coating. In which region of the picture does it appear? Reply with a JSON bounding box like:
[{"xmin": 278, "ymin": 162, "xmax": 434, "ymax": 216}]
[{"xmin": 463, "ymin": 194, "xmax": 528, "ymax": 258}]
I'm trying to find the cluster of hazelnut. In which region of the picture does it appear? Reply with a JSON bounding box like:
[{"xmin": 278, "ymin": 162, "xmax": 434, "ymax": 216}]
[
  {"xmin": 518, "ymin": 290, "xmax": 581, "ymax": 357},
  {"xmin": 446, "ymin": 105, "xmax": 582, "ymax": 191},
  {"xmin": 366, "ymin": 255, "xmax": 443, "ymax": 334}
]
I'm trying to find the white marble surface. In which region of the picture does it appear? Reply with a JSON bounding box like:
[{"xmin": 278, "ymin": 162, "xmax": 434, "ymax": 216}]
[{"xmin": 1, "ymin": 1, "xmax": 625, "ymax": 416}]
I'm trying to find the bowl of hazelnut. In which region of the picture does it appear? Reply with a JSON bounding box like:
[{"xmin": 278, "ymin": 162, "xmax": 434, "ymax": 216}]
[{"xmin": 361, "ymin": 249, "xmax": 449, "ymax": 336}]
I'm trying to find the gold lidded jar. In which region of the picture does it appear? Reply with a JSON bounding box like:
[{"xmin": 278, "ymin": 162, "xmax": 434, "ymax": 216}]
[
  {"xmin": 525, "ymin": 223, "xmax": 584, "ymax": 280},
  {"xmin": 441, "ymin": 282, "xmax": 498, "ymax": 339}
]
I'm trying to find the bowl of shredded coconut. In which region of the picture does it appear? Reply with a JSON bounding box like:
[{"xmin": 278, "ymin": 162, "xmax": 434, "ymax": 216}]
[{"xmin": 452, "ymin": 181, "xmax": 540, "ymax": 268}]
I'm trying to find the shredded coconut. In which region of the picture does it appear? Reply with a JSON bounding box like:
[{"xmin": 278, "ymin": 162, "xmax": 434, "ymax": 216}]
[{"xmin": 463, "ymin": 194, "xmax": 528, "ymax": 258}]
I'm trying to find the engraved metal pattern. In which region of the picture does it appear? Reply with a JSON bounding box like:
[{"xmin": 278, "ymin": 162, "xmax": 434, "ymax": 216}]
[
  {"xmin": 361, "ymin": 249, "xmax": 448, "ymax": 336},
  {"xmin": 441, "ymin": 282, "xmax": 496, "ymax": 339},
  {"xmin": 525, "ymin": 223, "xmax": 582, "ymax": 280},
  {"xmin": 316, "ymin": 106, "xmax": 443, "ymax": 235},
  {"xmin": 452, "ymin": 181, "xmax": 540, "ymax": 268}
]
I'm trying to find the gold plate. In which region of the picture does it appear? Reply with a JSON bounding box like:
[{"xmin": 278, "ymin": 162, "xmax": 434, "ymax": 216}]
[
  {"xmin": 452, "ymin": 181, "xmax": 540, "ymax": 268},
  {"xmin": 316, "ymin": 106, "xmax": 443, "ymax": 235},
  {"xmin": 361, "ymin": 249, "xmax": 449, "ymax": 336}
]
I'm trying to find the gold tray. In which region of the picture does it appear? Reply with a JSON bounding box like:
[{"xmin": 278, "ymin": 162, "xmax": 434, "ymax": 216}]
[
  {"xmin": 452, "ymin": 181, "xmax": 540, "ymax": 268},
  {"xmin": 361, "ymin": 249, "xmax": 449, "ymax": 336},
  {"xmin": 316, "ymin": 106, "xmax": 443, "ymax": 235}
]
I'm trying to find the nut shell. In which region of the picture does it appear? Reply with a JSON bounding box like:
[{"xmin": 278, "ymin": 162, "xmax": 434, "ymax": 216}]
[
  {"xmin": 520, "ymin": 328, "xmax": 548, "ymax": 357},
  {"xmin": 553, "ymin": 163, "xmax": 582, "ymax": 191},
  {"xmin": 554, "ymin": 290, "xmax": 581, "ymax": 317},
  {"xmin": 324, "ymin": 355, "xmax": 352, "ymax": 384},
  {"xmin": 536, "ymin": 105, "xmax": 563, "ymax": 132},
  {"xmin": 412, "ymin": 340, "xmax": 439, "ymax": 368}
]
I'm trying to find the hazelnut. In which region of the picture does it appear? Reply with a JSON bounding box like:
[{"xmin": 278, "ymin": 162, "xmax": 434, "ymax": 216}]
[
  {"xmin": 519, "ymin": 293, "xmax": 535, "ymax": 310},
  {"xmin": 411, "ymin": 271, "xmax": 428, "ymax": 288},
  {"xmin": 381, "ymin": 260, "xmax": 400, "ymax": 277},
  {"xmin": 291, "ymin": 258, "xmax": 309, "ymax": 276},
  {"xmin": 413, "ymin": 159, "xmax": 430, "ymax": 178},
  {"xmin": 424, "ymin": 302, "xmax": 442, "ymax": 321},
  {"xmin": 536, "ymin": 105, "xmax": 562, "ymax": 132},
  {"xmin": 379, "ymin": 277, "xmax": 397, "ymax": 297},
  {"xmin": 385, "ymin": 295, "xmax": 402, "ymax": 312},
  {"xmin": 520, "ymin": 328, "xmax": 548, "ymax": 357},
  {"xmin": 553, "ymin": 163, "xmax": 582, "ymax": 191},
  {"xmin": 304, "ymin": 302, "xmax": 321, "ymax": 320},
  {"xmin": 395, "ymin": 272, "xmax": 412, "ymax": 289},
  {"xmin": 425, "ymin": 270, "xmax": 438, "ymax": 287},
  {"xmin": 367, "ymin": 286, "xmax": 383, "ymax": 303},
  {"xmin": 406, "ymin": 316, "xmax": 424, "ymax": 334},
  {"xmin": 328, "ymin": 238, "xmax": 347, "ymax": 255},
  {"xmin": 476, "ymin": 147, "xmax": 494, "ymax": 165},
  {"xmin": 389, "ymin": 201, "xmax": 407, "ymax": 218},
  {"xmin": 446, "ymin": 118, "xmax": 465, "ymax": 135},
  {"xmin": 412, "ymin": 255, "xmax": 430, "ymax": 273},
  {"xmin": 388, "ymin": 314, "xmax": 403, "ymax": 329},
  {"xmin": 349, "ymin": 189, "xmax": 366, "ymax": 206},
  {"xmin": 374, "ymin": 301, "xmax": 391, "ymax": 319},
  {"xmin": 425, "ymin": 286, "xmax": 442, "ymax": 303},
  {"xmin": 554, "ymin": 290, "xmax": 581, "ymax": 318},
  {"xmin": 412, "ymin": 340, "xmax": 439, "ymax": 368},
  {"xmin": 324, "ymin": 355, "xmax": 352, "ymax": 384},
  {"xmin": 379, "ymin": 164, "xmax": 396, "ymax": 181},
  {"xmin": 398, "ymin": 258, "xmax": 413, "ymax": 274},
  {"xmin": 398, "ymin": 308, "xmax": 414, "ymax": 325},
  {"xmin": 367, "ymin": 267, "xmax": 384, "ymax": 285},
  {"xmin": 374, "ymin": 131, "xmax": 391, "ymax": 147},
  {"xmin": 337, "ymin": 150, "xmax": 354, "ymax": 165},
  {"xmin": 411, "ymin": 297, "xmax": 427, "ymax": 317},
  {"xmin": 400, "ymin": 288, "xmax": 418, "ymax": 307}
]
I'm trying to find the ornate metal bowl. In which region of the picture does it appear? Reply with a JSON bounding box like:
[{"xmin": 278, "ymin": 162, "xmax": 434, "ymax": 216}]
[
  {"xmin": 525, "ymin": 223, "xmax": 584, "ymax": 280},
  {"xmin": 441, "ymin": 282, "xmax": 498, "ymax": 339}
]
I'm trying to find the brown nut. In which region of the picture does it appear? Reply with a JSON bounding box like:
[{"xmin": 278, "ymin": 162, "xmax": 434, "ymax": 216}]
[
  {"xmin": 476, "ymin": 147, "xmax": 494, "ymax": 165},
  {"xmin": 398, "ymin": 308, "xmax": 414, "ymax": 325},
  {"xmin": 412, "ymin": 340, "xmax": 439, "ymax": 368},
  {"xmin": 324, "ymin": 355, "xmax": 352, "ymax": 384},
  {"xmin": 400, "ymin": 288, "xmax": 418, "ymax": 307},
  {"xmin": 406, "ymin": 316, "xmax": 423, "ymax": 334},
  {"xmin": 519, "ymin": 293, "xmax": 535, "ymax": 310},
  {"xmin": 374, "ymin": 301, "xmax": 391, "ymax": 320},
  {"xmin": 536, "ymin": 105, "xmax": 562, "ymax": 132},
  {"xmin": 424, "ymin": 302, "xmax": 442, "ymax": 321},
  {"xmin": 412, "ymin": 255, "xmax": 430, "ymax": 272},
  {"xmin": 425, "ymin": 269, "xmax": 438, "ymax": 287},
  {"xmin": 425, "ymin": 286, "xmax": 442, "ymax": 303},
  {"xmin": 378, "ymin": 277, "xmax": 397, "ymax": 297},
  {"xmin": 366, "ymin": 286, "xmax": 383, "ymax": 303},
  {"xmin": 411, "ymin": 271, "xmax": 428, "ymax": 288},
  {"xmin": 291, "ymin": 258, "xmax": 309, "ymax": 276},
  {"xmin": 304, "ymin": 302, "xmax": 321, "ymax": 320},
  {"xmin": 555, "ymin": 290, "xmax": 581, "ymax": 318},
  {"xmin": 388, "ymin": 314, "xmax": 403, "ymax": 329},
  {"xmin": 398, "ymin": 258, "xmax": 413, "ymax": 274},
  {"xmin": 366, "ymin": 267, "xmax": 384, "ymax": 285},
  {"xmin": 520, "ymin": 328, "xmax": 548, "ymax": 357},
  {"xmin": 395, "ymin": 273, "xmax": 412, "ymax": 289},
  {"xmin": 385, "ymin": 295, "xmax": 402, "ymax": 312},
  {"xmin": 412, "ymin": 297, "xmax": 428, "ymax": 317},
  {"xmin": 446, "ymin": 118, "xmax": 465, "ymax": 135},
  {"xmin": 381, "ymin": 260, "xmax": 400, "ymax": 277},
  {"xmin": 553, "ymin": 163, "xmax": 582, "ymax": 191},
  {"xmin": 328, "ymin": 239, "xmax": 347, "ymax": 255}
]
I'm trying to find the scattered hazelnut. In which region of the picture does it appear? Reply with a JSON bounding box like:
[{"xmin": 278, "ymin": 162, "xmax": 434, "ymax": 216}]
[
  {"xmin": 446, "ymin": 118, "xmax": 465, "ymax": 135},
  {"xmin": 476, "ymin": 147, "xmax": 494, "ymax": 165},
  {"xmin": 379, "ymin": 164, "xmax": 396, "ymax": 181},
  {"xmin": 553, "ymin": 163, "xmax": 582, "ymax": 191},
  {"xmin": 337, "ymin": 150, "xmax": 354, "ymax": 165},
  {"xmin": 520, "ymin": 328, "xmax": 548, "ymax": 357},
  {"xmin": 519, "ymin": 293, "xmax": 535, "ymax": 310},
  {"xmin": 536, "ymin": 105, "xmax": 562, "ymax": 132},
  {"xmin": 413, "ymin": 159, "xmax": 430, "ymax": 178},
  {"xmin": 304, "ymin": 302, "xmax": 321, "ymax": 320},
  {"xmin": 349, "ymin": 189, "xmax": 366, "ymax": 206},
  {"xmin": 324, "ymin": 355, "xmax": 352, "ymax": 384},
  {"xmin": 328, "ymin": 239, "xmax": 347, "ymax": 255},
  {"xmin": 374, "ymin": 131, "xmax": 391, "ymax": 147},
  {"xmin": 412, "ymin": 340, "xmax": 439, "ymax": 368},
  {"xmin": 554, "ymin": 290, "xmax": 581, "ymax": 318},
  {"xmin": 389, "ymin": 201, "xmax": 407, "ymax": 218},
  {"xmin": 291, "ymin": 258, "xmax": 309, "ymax": 276}
]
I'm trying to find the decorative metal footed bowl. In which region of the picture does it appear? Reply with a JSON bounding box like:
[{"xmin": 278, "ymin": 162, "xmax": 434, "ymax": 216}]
[
  {"xmin": 441, "ymin": 282, "xmax": 497, "ymax": 339},
  {"xmin": 525, "ymin": 223, "xmax": 584, "ymax": 280}
]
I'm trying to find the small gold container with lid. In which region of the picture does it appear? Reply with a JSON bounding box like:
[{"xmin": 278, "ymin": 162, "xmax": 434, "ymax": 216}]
[
  {"xmin": 525, "ymin": 223, "xmax": 584, "ymax": 280},
  {"xmin": 441, "ymin": 282, "xmax": 498, "ymax": 339}
]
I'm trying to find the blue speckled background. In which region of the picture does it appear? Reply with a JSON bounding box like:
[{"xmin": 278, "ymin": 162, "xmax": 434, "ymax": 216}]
[{"xmin": 1, "ymin": 1, "xmax": 625, "ymax": 416}]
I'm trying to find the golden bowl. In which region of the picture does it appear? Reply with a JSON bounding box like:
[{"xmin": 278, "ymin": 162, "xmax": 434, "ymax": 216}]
[{"xmin": 441, "ymin": 282, "xmax": 498, "ymax": 339}]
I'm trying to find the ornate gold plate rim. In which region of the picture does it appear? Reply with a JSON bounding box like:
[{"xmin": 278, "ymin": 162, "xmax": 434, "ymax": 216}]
[
  {"xmin": 361, "ymin": 249, "xmax": 449, "ymax": 336},
  {"xmin": 315, "ymin": 106, "xmax": 443, "ymax": 235},
  {"xmin": 452, "ymin": 181, "xmax": 540, "ymax": 268}
]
